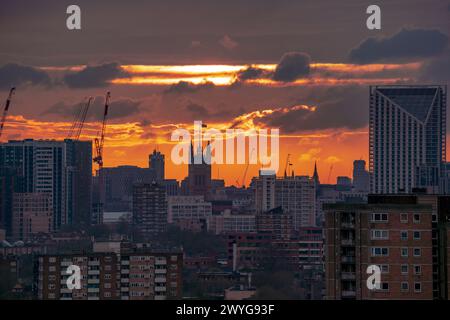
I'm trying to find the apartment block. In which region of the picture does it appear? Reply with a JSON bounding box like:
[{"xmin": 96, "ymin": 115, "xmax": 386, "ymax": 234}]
[
  {"xmin": 34, "ymin": 248, "xmax": 183, "ymax": 300},
  {"xmin": 324, "ymin": 194, "xmax": 450, "ymax": 300}
]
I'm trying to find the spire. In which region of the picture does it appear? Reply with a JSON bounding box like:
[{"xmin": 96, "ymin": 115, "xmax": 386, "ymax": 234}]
[{"xmin": 313, "ymin": 161, "xmax": 320, "ymax": 185}]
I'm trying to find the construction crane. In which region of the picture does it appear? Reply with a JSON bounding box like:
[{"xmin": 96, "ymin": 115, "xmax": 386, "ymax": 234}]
[
  {"xmin": 238, "ymin": 148, "xmax": 255, "ymax": 188},
  {"xmin": 93, "ymin": 92, "xmax": 110, "ymax": 170},
  {"xmin": 67, "ymin": 97, "xmax": 93, "ymax": 140},
  {"xmin": 0, "ymin": 87, "xmax": 16, "ymax": 140},
  {"xmin": 327, "ymin": 164, "xmax": 334, "ymax": 184}
]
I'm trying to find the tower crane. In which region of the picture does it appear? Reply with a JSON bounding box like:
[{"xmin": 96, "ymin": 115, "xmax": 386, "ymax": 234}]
[
  {"xmin": 93, "ymin": 92, "xmax": 110, "ymax": 170},
  {"xmin": 67, "ymin": 97, "xmax": 93, "ymax": 140},
  {"xmin": 0, "ymin": 87, "xmax": 16, "ymax": 140}
]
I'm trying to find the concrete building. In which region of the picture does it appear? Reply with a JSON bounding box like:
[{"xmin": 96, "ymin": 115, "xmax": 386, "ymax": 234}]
[
  {"xmin": 12, "ymin": 193, "xmax": 52, "ymax": 241},
  {"xmin": 256, "ymin": 206, "xmax": 294, "ymax": 240},
  {"xmin": 369, "ymin": 85, "xmax": 447, "ymax": 194},
  {"xmin": 187, "ymin": 143, "xmax": 212, "ymax": 199},
  {"xmin": 252, "ymin": 171, "xmax": 316, "ymax": 229},
  {"xmin": 132, "ymin": 182, "xmax": 167, "ymax": 239},
  {"xmin": 324, "ymin": 194, "xmax": 450, "ymax": 300}
]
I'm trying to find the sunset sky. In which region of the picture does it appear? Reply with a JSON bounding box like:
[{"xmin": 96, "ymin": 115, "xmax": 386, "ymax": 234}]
[{"xmin": 0, "ymin": 0, "xmax": 449, "ymax": 186}]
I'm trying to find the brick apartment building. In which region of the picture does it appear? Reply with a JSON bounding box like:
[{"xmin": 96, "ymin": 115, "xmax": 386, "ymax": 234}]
[
  {"xmin": 324, "ymin": 194, "xmax": 450, "ymax": 300},
  {"xmin": 34, "ymin": 247, "xmax": 183, "ymax": 300}
]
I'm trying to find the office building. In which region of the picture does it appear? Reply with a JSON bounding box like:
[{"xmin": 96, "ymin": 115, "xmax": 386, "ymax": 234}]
[{"xmin": 369, "ymin": 85, "xmax": 447, "ymax": 193}]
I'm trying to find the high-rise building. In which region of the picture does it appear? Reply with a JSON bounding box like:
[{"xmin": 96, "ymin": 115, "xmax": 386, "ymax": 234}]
[
  {"xmin": 132, "ymin": 182, "xmax": 167, "ymax": 239},
  {"xmin": 0, "ymin": 139, "xmax": 92, "ymax": 230},
  {"xmin": 323, "ymin": 194, "xmax": 450, "ymax": 300},
  {"xmin": 252, "ymin": 171, "xmax": 316, "ymax": 229},
  {"xmin": 369, "ymin": 85, "xmax": 447, "ymax": 194},
  {"xmin": 0, "ymin": 167, "xmax": 24, "ymax": 237},
  {"xmin": 12, "ymin": 193, "xmax": 52, "ymax": 241},
  {"xmin": 352, "ymin": 160, "xmax": 370, "ymax": 192},
  {"xmin": 149, "ymin": 149, "xmax": 165, "ymax": 182}
]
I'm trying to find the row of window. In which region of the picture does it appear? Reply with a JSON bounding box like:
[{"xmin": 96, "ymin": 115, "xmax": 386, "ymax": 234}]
[
  {"xmin": 371, "ymin": 213, "xmax": 421, "ymax": 223},
  {"xmin": 371, "ymin": 247, "xmax": 422, "ymax": 257},
  {"xmin": 371, "ymin": 230, "xmax": 422, "ymax": 240}
]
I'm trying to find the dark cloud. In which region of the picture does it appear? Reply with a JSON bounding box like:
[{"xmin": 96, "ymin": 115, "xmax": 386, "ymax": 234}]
[
  {"xmin": 63, "ymin": 62, "xmax": 129, "ymax": 88},
  {"xmin": 272, "ymin": 52, "xmax": 311, "ymax": 82},
  {"xmin": 164, "ymin": 81, "xmax": 215, "ymax": 94},
  {"xmin": 237, "ymin": 66, "xmax": 266, "ymax": 81},
  {"xmin": 253, "ymin": 86, "xmax": 367, "ymax": 132},
  {"xmin": 185, "ymin": 103, "xmax": 210, "ymax": 118},
  {"xmin": 349, "ymin": 28, "xmax": 448, "ymax": 64},
  {"xmin": 42, "ymin": 96, "xmax": 141, "ymax": 121},
  {"xmin": 0, "ymin": 63, "xmax": 51, "ymax": 89}
]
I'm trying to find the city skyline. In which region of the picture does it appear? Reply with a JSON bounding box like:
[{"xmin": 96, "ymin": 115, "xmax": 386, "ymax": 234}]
[{"xmin": 1, "ymin": 0, "xmax": 449, "ymax": 186}]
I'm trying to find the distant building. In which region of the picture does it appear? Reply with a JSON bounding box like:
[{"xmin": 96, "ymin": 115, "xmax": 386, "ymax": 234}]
[
  {"xmin": 167, "ymin": 195, "xmax": 212, "ymax": 230},
  {"xmin": 0, "ymin": 167, "xmax": 24, "ymax": 237},
  {"xmin": 324, "ymin": 194, "xmax": 450, "ymax": 300},
  {"xmin": 0, "ymin": 139, "xmax": 92, "ymax": 230},
  {"xmin": 208, "ymin": 211, "xmax": 256, "ymax": 235},
  {"xmin": 252, "ymin": 171, "xmax": 316, "ymax": 229},
  {"xmin": 132, "ymin": 182, "xmax": 167, "ymax": 239},
  {"xmin": 353, "ymin": 160, "xmax": 370, "ymax": 192},
  {"xmin": 100, "ymin": 165, "xmax": 156, "ymax": 212},
  {"xmin": 12, "ymin": 193, "xmax": 52, "ymax": 241},
  {"xmin": 256, "ymin": 207, "xmax": 294, "ymax": 240},
  {"xmin": 162, "ymin": 179, "xmax": 180, "ymax": 196},
  {"xmin": 337, "ymin": 176, "xmax": 352, "ymax": 187},
  {"xmin": 149, "ymin": 149, "xmax": 165, "ymax": 182},
  {"xmin": 369, "ymin": 85, "xmax": 447, "ymax": 194}
]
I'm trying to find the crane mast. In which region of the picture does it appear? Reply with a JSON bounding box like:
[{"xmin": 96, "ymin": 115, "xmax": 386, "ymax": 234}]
[
  {"xmin": 0, "ymin": 87, "xmax": 16, "ymax": 139},
  {"xmin": 93, "ymin": 92, "xmax": 110, "ymax": 170}
]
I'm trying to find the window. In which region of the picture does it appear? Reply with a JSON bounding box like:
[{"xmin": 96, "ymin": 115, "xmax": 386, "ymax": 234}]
[
  {"xmin": 371, "ymin": 247, "xmax": 389, "ymax": 256},
  {"xmin": 400, "ymin": 213, "xmax": 408, "ymax": 223},
  {"xmin": 401, "ymin": 282, "xmax": 409, "ymax": 292},
  {"xmin": 379, "ymin": 264, "xmax": 389, "ymax": 274},
  {"xmin": 400, "ymin": 231, "xmax": 408, "ymax": 240},
  {"xmin": 414, "ymin": 282, "xmax": 422, "ymax": 292},
  {"xmin": 401, "ymin": 248, "xmax": 408, "ymax": 257},
  {"xmin": 413, "ymin": 248, "xmax": 421, "ymax": 257},
  {"xmin": 381, "ymin": 282, "xmax": 389, "ymax": 291},
  {"xmin": 413, "ymin": 214, "xmax": 420, "ymax": 223},
  {"xmin": 413, "ymin": 231, "xmax": 421, "ymax": 240},
  {"xmin": 414, "ymin": 265, "xmax": 422, "ymax": 275},
  {"xmin": 401, "ymin": 265, "xmax": 408, "ymax": 274},
  {"xmin": 371, "ymin": 230, "xmax": 389, "ymax": 240},
  {"xmin": 371, "ymin": 213, "xmax": 388, "ymax": 222}
]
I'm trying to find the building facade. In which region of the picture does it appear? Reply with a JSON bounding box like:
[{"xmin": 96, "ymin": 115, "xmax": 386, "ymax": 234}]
[{"xmin": 369, "ymin": 85, "xmax": 447, "ymax": 194}]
